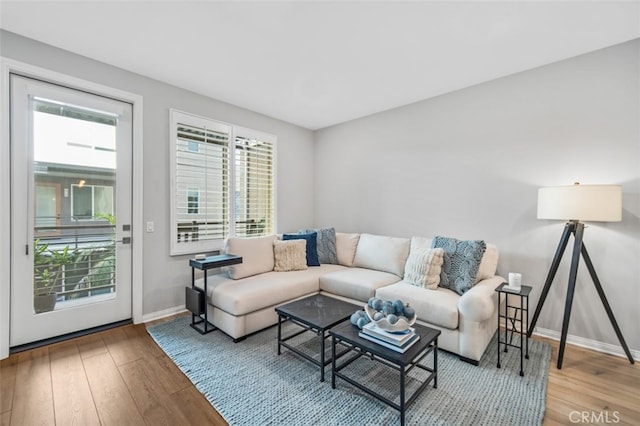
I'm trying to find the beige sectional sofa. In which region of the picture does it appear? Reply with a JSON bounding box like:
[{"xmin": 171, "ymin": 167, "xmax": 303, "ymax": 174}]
[{"xmin": 196, "ymin": 232, "xmax": 503, "ymax": 364}]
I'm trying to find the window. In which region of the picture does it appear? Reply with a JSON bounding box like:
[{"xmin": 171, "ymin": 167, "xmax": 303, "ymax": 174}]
[
  {"xmin": 71, "ymin": 184, "xmax": 114, "ymax": 220},
  {"xmin": 170, "ymin": 110, "xmax": 276, "ymax": 255}
]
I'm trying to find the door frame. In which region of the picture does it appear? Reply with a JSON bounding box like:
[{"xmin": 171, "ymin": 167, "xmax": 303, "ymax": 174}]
[{"xmin": 0, "ymin": 58, "xmax": 144, "ymax": 359}]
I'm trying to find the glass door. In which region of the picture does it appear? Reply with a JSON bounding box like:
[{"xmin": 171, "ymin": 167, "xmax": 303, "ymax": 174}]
[{"xmin": 10, "ymin": 75, "xmax": 133, "ymax": 347}]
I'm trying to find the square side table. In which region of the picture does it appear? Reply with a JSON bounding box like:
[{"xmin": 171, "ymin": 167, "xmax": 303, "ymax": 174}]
[
  {"xmin": 495, "ymin": 282, "xmax": 532, "ymax": 376},
  {"xmin": 188, "ymin": 254, "xmax": 242, "ymax": 334}
]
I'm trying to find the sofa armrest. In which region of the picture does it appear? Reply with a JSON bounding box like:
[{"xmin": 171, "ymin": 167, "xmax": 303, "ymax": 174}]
[{"xmin": 458, "ymin": 276, "xmax": 504, "ymax": 322}]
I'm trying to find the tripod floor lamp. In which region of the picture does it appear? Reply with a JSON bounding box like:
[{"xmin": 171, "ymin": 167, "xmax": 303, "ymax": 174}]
[{"xmin": 528, "ymin": 183, "xmax": 635, "ymax": 369}]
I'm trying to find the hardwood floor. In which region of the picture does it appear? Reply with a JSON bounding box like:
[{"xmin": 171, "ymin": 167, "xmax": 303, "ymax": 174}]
[{"xmin": 1, "ymin": 316, "xmax": 638, "ymax": 425}]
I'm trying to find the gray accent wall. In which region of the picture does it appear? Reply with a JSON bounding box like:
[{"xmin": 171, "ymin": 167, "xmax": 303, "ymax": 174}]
[
  {"xmin": 1, "ymin": 30, "xmax": 316, "ymax": 316},
  {"xmin": 314, "ymin": 39, "xmax": 640, "ymax": 353}
]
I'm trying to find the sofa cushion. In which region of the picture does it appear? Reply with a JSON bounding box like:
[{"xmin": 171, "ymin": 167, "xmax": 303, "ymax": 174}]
[
  {"xmin": 204, "ymin": 264, "xmax": 346, "ymax": 316},
  {"xmin": 432, "ymin": 236, "xmax": 486, "ymax": 295},
  {"xmin": 375, "ymin": 282, "xmax": 460, "ymax": 330},
  {"xmin": 223, "ymin": 235, "xmax": 276, "ymax": 279},
  {"xmin": 409, "ymin": 236, "xmax": 433, "ymax": 251},
  {"xmin": 319, "ymin": 268, "xmax": 402, "ymax": 302},
  {"xmin": 273, "ymin": 240, "xmax": 307, "ymax": 272},
  {"xmin": 353, "ymin": 233, "xmax": 410, "ymax": 277},
  {"xmin": 476, "ymin": 243, "xmax": 499, "ymax": 282},
  {"xmin": 336, "ymin": 232, "xmax": 360, "ymax": 266},
  {"xmin": 283, "ymin": 232, "xmax": 320, "ymax": 266},
  {"xmin": 404, "ymin": 248, "xmax": 444, "ymax": 290},
  {"xmin": 300, "ymin": 227, "xmax": 338, "ymax": 264}
]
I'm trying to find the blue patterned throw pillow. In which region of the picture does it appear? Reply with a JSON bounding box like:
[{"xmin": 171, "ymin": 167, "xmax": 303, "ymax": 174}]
[
  {"xmin": 432, "ymin": 236, "xmax": 486, "ymax": 295},
  {"xmin": 283, "ymin": 232, "xmax": 320, "ymax": 266},
  {"xmin": 299, "ymin": 227, "xmax": 337, "ymax": 264}
]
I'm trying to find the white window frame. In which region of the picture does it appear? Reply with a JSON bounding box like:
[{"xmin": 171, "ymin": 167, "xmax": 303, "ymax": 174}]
[{"xmin": 169, "ymin": 109, "xmax": 277, "ymax": 256}]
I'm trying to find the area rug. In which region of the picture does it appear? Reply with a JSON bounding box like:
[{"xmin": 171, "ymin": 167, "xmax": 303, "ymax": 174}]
[{"xmin": 147, "ymin": 317, "xmax": 550, "ymax": 426}]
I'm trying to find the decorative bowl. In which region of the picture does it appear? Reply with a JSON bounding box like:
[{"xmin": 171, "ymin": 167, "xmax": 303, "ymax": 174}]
[{"xmin": 364, "ymin": 305, "xmax": 416, "ymax": 333}]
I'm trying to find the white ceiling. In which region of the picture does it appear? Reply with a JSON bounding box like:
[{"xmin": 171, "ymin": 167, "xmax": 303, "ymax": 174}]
[{"xmin": 1, "ymin": 1, "xmax": 639, "ymax": 130}]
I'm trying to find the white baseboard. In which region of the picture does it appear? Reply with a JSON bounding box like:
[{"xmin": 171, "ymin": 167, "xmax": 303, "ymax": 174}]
[
  {"xmin": 142, "ymin": 305, "xmax": 188, "ymax": 323},
  {"xmin": 533, "ymin": 327, "xmax": 639, "ymax": 362}
]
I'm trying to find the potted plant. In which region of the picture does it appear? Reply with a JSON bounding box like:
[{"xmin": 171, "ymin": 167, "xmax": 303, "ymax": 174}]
[{"xmin": 33, "ymin": 239, "xmax": 79, "ymax": 313}]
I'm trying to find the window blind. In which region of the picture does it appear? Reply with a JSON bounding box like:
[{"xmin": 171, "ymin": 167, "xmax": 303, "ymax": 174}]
[
  {"xmin": 173, "ymin": 115, "xmax": 230, "ymax": 252},
  {"xmin": 234, "ymin": 134, "xmax": 275, "ymax": 237}
]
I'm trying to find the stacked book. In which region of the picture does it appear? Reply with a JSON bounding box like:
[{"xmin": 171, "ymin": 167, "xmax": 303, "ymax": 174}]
[{"xmin": 359, "ymin": 322, "xmax": 420, "ymax": 353}]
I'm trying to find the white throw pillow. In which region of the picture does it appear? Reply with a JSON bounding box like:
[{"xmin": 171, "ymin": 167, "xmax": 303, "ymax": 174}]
[
  {"xmin": 273, "ymin": 240, "xmax": 308, "ymax": 272},
  {"xmin": 223, "ymin": 235, "xmax": 277, "ymax": 279},
  {"xmin": 404, "ymin": 248, "xmax": 444, "ymax": 289},
  {"xmin": 353, "ymin": 233, "xmax": 410, "ymax": 277},
  {"xmin": 336, "ymin": 232, "xmax": 360, "ymax": 267}
]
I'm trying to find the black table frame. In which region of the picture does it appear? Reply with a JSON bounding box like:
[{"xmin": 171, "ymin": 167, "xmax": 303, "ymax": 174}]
[
  {"xmin": 275, "ymin": 294, "xmax": 358, "ymax": 382},
  {"xmin": 495, "ymin": 283, "xmax": 532, "ymax": 376},
  {"xmin": 330, "ymin": 322, "xmax": 440, "ymax": 426},
  {"xmin": 188, "ymin": 254, "xmax": 242, "ymax": 334}
]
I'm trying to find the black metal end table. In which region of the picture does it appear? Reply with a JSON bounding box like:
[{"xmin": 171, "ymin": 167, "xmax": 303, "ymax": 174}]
[
  {"xmin": 187, "ymin": 254, "xmax": 242, "ymax": 334},
  {"xmin": 495, "ymin": 282, "xmax": 532, "ymax": 376}
]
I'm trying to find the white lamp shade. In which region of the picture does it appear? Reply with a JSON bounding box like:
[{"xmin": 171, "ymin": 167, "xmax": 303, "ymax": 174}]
[{"xmin": 537, "ymin": 185, "xmax": 622, "ymax": 222}]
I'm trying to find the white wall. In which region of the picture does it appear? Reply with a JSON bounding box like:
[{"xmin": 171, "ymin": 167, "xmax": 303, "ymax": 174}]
[
  {"xmin": 314, "ymin": 39, "xmax": 640, "ymax": 354},
  {"xmin": 1, "ymin": 30, "xmax": 316, "ymax": 316}
]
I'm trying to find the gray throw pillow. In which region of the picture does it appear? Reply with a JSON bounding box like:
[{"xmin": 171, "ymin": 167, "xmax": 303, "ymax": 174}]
[
  {"xmin": 299, "ymin": 227, "xmax": 338, "ymax": 264},
  {"xmin": 432, "ymin": 236, "xmax": 486, "ymax": 295}
]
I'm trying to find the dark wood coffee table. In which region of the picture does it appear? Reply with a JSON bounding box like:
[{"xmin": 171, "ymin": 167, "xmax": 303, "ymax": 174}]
[
  {"xmin": 330, "ymin": 321, "xmax": 440, "ymax": 426},
  {"xmin": 276, "ymin": 294, "xmax": 360, "ymax": 382}
]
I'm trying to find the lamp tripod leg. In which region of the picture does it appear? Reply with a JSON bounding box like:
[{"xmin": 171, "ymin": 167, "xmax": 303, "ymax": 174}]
[
  {"xmin": 580, "ymin": 244, "xmax": 635, "ymax": 365},
  {"xmin": 557, "ymin": 222, "xmax": 584, "ymax": 369},
  {"xmin": 528, "ymin": 222, "xmax": 574, "ymax": 338}
]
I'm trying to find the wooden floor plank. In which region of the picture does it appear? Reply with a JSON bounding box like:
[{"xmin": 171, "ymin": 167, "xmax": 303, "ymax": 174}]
[
  {"xmin": 0, "ymin": 355, "xmax": 17, "ymax": 414},
  {"xmin": 76, "ymin": 332, "xmax": 109, "ymax": 360},
  {"xmin": 137, "ymin": 350, "xmax": 191, "ymax": 395},
  {"xmin": 83, "ymin": 351, "xmax": 145, "ymax": 426},
  {"xmin": 101, "ymin": 327, "xmax": 146, "ymax": 366},
  {"xmin": 119, "ymin": 359, "xmax": 192, "ymax": 425},
  {"xmin": 10, "ymin": 348, "xmax": 55, "ymax": 426},
  {"xmin": 126, "ymin": 324, "xmax": 165, "ymax": 359},
  {"xmin": 171, "ymin": 386, "xmax": 228, "ymax": 426},
  {"xmin": 0, "ymin": 411, "xmax": 10, "ymax": 426},
  {"xmin": 49, "ymin": 340, "xmax": 101, "ymax": 426}
]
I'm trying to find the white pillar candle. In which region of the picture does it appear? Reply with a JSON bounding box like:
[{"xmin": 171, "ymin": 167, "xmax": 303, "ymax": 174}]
[{"xmin": 508, "ymin": 273, "xmax": 522, "ymax": 290}]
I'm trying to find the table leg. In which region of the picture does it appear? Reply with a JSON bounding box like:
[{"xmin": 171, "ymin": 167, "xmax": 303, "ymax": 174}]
[
  {"xmin": 434, "ymin": 338, "xmax": 438, "ymax": 389},
  {"xmin": 497, "ymin": 293, "xmax": 501, "ymax": 369},
  {"xmin": 520, "ymin": 294, "xmax": 524, "ymax": 376},
  {"xmin": 277, "ymin": 315, "xmax": 283, "ymax": 355},
  {"xmin": 331, "ymin": 335, "xmax": 336, "ymax": 389},
  {"xmin": 400, "ymin": 365, "xmax": 406, "ymax": 426},
  {"xmin": 525, "ymin": 295, "xmax": 530, "ymax": 360},
  {"xmin": 319, "ymin": 329, "xmax": 325, "ymax": 382},
  {"xmin": 504, "ymin": 293, "xmax": 508, "ymax": 353}
]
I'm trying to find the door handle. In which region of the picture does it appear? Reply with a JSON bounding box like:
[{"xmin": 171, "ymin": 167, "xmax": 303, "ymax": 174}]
[{"xmin": 116, "ymin": 237, "xmax": 131, "ymax": 244}]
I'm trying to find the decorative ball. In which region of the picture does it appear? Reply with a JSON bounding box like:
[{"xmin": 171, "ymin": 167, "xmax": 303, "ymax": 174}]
[
  {"xmin": 356, "ymin": 317, "xmax": 368, "ymax": 329},
  {"xmin": 372, "ymin": 298, "xmax": 383, "ymax": 311},
  {"xmin": 373, "ymin": 312, "xmax": 384, "ymax": 321},
  {"xmin": 404, "ymin": 305, "xmax": 416, "ymax": 320},
  {"xmin": 387, "ymin": 314, "xmax": 398, "ymax": 325},
  {"xmin": 392, "ymin": 300, "xmax": 405, "ymax": 316}
]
